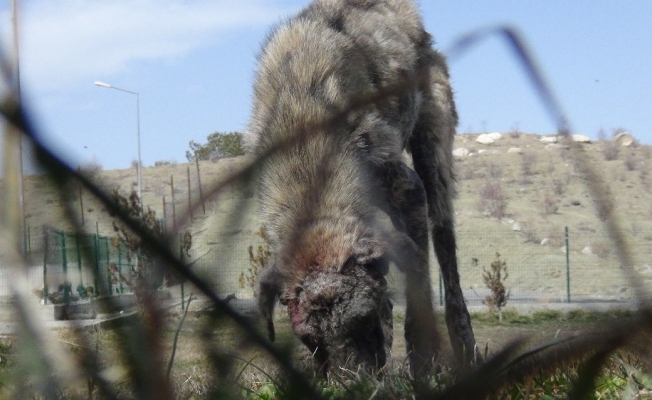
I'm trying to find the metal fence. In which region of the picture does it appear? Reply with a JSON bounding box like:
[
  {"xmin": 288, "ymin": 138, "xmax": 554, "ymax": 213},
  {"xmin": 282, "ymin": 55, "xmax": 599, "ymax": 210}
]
[
  {"xmin": 20, "ymin": 228, "xmax": 141, "ymax": 303},
  {"xmin": 185, "ymin": 225, "xmax": 652, "ymax": 305},
  {"xmin": 454, "ymin": 227, "xmax": 652, "ymax": 306},
  {"xmin": 15, "ymin": 225, "xmax": 652, "ymax": 306}
]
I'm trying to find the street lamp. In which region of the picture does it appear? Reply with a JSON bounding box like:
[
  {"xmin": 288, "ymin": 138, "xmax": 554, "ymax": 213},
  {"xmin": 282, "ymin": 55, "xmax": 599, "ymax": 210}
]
[{"xmin": 94, "ymin": 81, "xmax": 142, "ymax": 201}]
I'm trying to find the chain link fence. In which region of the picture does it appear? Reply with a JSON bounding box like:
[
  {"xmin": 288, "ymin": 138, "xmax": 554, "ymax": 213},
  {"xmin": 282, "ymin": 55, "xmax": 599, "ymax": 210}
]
[
  {"xmin": 14, "ymin": 225, "xmax": 652, "ymax": 307},
  {"xmin": 455, "ymin": 227, "xmax": 652, "ymax": 306},
  {"xmin": 183, "ymin": 225, "xmax": 652, "ymax": 305},
  {"xmin": 20, "ymin": 228, "xmax": 140, "ymax": 303}
]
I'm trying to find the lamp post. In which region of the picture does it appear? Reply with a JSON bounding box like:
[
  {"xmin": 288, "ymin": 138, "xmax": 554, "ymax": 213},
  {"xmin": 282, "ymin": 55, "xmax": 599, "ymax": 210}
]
[{"xmin": 94, "ymin": 81, "xmax": 142, "ymax": 201}]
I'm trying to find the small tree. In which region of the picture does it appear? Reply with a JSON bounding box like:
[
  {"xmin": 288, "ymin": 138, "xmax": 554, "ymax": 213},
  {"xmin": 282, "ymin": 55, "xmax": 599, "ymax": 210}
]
[
  {"xmin": 480, "ymin": 253, "xmax": 510, "ymax": 321},
  {"xmin": 186, "ymin": 131, "xmax": 245, "ymax": 161},
  {"xmin": 239, "ymin": 225, "xmax": 272, "ymax": 295},
  {"xmin": 110, "ymin": 189, "xmax": 166, "ymax": 293},
  {"xmin": 477, "ymin": 180, "xmax": 508, "ymax": 219}
]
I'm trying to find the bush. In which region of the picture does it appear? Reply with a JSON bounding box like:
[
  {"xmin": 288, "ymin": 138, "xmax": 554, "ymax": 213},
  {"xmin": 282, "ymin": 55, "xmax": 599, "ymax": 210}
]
[
  {"xmin": 623, "ymin": 150, "xmax": 637, "ymax": 171},
  {"xmin": 550, "ymin": 178, "xmax": 566, "ymax": 196},
  {"xmin": 186, "ymin": 131, "xmax": 245, "ymax": 161},
  {"xmin": 640, "ymin": 167, "xmax": 650, "ymax": 192},
  {"xmin": 547, "ymin": 226, "xmax": 565, "ymax": 247},
  {"xmin": 477, "ymin": 180, "xmax": 508, "ymax": 219},
  {"xmin": 487, "ymin": 162, "xmax": 503, "ymax": 179},
  {"xmin": 591, "ymin": 240, "xmax": 611, "ymax": 259},
  {"xmin": 239, "ymin": 225, "xmax": 272, "ymax": 294},
  {"xmin": 154, "ymin": 159, "xmax": 175, "ymax": 167},
  {"xmin": 78, "ymin": 160, "xmax": 103, "ymax": 178},
  {"xmin": 541, "ymin": 190, "xmax": 559, "ymax": 216},
  {"xmin": 457, "ymin": 162, "xmax": 475, "ymax": 180},
  {"xmin": 520, "ymin": 221, "xmax": 540, "ymax": 244},
  {"xmin": 602, "ymin": 141, "xmax": 620, "ymax": 161},
  {"xmin": 519, "ymin": 152, "xmax": 536, "ymax": 184},
  {"xmin": 479, "ymin": 253, "xmax": 510, "ymax": 321},
  {"xmin": 110, "ymin": 188, "xmax": 167, "ymax": 292}
]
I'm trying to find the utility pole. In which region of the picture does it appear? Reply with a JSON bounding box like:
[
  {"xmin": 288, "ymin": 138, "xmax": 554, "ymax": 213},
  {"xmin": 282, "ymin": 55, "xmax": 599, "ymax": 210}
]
[{"xmin": 2, "ymin": 0, "xmax": 26, "ymax": 256}]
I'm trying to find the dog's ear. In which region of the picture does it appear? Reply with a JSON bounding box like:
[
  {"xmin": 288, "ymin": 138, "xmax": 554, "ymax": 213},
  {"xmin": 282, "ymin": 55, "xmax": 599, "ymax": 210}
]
[
  {"xmin": 348, "ymin": 236, "xmax": 389, "ymax": 276},
  {"xmin": 352, "ymin": 236, "xmax": 386, "ymax": 264}
]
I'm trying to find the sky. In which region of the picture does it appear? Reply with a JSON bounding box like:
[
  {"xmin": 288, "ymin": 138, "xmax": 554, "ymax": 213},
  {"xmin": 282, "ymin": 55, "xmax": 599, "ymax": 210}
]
[{"xmin": 1, "ymin": 0, "xmax": 651, "ymax": 171}]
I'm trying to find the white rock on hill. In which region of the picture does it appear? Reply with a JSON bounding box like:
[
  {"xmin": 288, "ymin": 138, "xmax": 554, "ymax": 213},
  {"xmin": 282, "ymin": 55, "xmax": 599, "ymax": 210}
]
[
  {"xmin": 487, "ymin": 132, "xmax": 502, "ymax": 140},
  {"xmin": 453, "ymin": 148, "xmax": 470, "ymax": 157},
  {"xmin": 507, "ymin": 147, "xmax": 522, "ymax": 154},
  {"xmin": 540, "ymin": 136, "xmax": 558, "ymax": 143},
  {"xmin": 476, "ymin": 134, "xmax": 495, "ymax": 145},
  {"xmin": 572, "ymin": 134, "xmax": 591, "ymax": 143},
  {"xmin": 614, "ymin": 131, "xmax": 635, "ymax": 147}
]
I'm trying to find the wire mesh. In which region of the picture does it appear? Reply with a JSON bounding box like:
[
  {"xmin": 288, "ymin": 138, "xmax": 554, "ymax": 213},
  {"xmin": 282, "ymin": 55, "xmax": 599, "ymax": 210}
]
[{"xmin": 19, "ymin": 224, "xmax": 652, "ymax": 306}]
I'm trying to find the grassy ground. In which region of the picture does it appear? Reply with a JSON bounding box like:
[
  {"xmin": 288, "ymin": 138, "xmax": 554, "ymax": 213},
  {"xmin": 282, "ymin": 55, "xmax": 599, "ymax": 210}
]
[{"xmin": 0, "ymin": 308, "xmax": 645, "ymax": 399}]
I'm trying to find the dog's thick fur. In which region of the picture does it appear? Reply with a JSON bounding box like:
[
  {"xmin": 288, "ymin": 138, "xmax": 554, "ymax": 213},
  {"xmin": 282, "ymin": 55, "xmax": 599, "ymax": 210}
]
[{"xmin": 247, "ymin": 0, "xmax": 478, "ymax": 373}]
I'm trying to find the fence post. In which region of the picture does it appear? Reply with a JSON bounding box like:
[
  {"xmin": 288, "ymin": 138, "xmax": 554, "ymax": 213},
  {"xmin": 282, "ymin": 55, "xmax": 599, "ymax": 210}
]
[
  {"xmin": 26, "ymin": 225, "xmax": 31, "ymax": 257},
  {"xmin": 106, "ymin": 239, "xmax": 113, "ymax": 295},
  {"xmin": 565, "ymin": 226, "xmax": 570, "ymax": 303},
  {"xmin": 42, "ymin": 229, "xmax": 48, "ymax": 305},
  {"xmin": 171, "ymin": 174, "xmax": 176, "ymax": 230},
  {"xmin": 187, "ymin": 165, "xmax": 193, "ymax": 220},
  {"xmin": 61, "ymin": 232, "xmax": 70, "ymax": 304},
  {"xmin": 118, "ymin": 244, "xmax": 124, "ymax": 294},
  {"xmin": 179, "ymin": 235, "xmax": 185, "ymax": 311},
  {"xmin": 195, "ymin": 157, "xmax": 205, "ymax": 215},
  {"xmin": 94, "ymin": 225, "xmax": 99, "ymax": 297},
  {"xmin": 76, "ymin": 234, "xmax": 84, "ymax": 292}
]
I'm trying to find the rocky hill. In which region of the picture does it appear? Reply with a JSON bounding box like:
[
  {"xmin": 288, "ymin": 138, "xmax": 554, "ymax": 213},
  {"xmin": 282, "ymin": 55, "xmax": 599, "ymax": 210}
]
[{"xmin": 15, "ymin": 131, "xmax": 652, "ymax": 300}]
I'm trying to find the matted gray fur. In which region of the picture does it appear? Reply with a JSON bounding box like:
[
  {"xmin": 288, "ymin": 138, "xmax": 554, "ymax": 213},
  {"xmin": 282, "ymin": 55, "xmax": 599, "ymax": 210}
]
[{"xmin": 247, "ymin": 0, "xmax": 478, "ymax": 374}]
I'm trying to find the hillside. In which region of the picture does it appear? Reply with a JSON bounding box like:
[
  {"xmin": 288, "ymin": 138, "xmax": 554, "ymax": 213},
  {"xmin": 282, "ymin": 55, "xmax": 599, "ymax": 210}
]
[{"xmin": 14, "ymin": 132, "xmax": 652, "ymax": 300}]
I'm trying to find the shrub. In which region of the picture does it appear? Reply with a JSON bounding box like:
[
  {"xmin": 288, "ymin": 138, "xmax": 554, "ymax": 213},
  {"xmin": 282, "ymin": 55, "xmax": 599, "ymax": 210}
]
[
  {"xmin": 78, "ymin": 160, "xmax": 103, "ymax": 178},
  {"xmin": 477, "ymin": 180, "xmax": 508, "ymax": 219},
  {"xmin": 547, "ymin": 226, "xmax": 565, "ymax": 247},
  {"xmin": 623, "ymin": 150, "xmax": 637, "ymax": 171},
  {"xmin": 550, "ymin": 178, "xmax": 566, "ymax": 196},
  {"xmin": 110, "ymin": 188, "xmax": 167, "ymax": 293},
  {"xmin": 186, "ymin": 131, "xmax": 245, "ymax": 161},
  {"xmin": 546, "ymin": 159, "xmax": 556, "ymax": 174},
  {"xmin": 487, "ymin": 162, "xmax": 503, "ymax": 179},
  {"xmin": 457, "ymin": 163, "xmax": 475, "ymax": 180},
  {"xmin": 541, "ymin": 190, "xmax": 559, "ymax": 216},
  {"xmin": 640, "ymin": 167, "xmax": 650, "ymax": 192},
  {"xmin": 154, "ymin": 159, "xmax": 175, "ymax": 167},
  {"xmin": 239, "ymin": 225, "xmax": 272, "ymax": 294},
  {"xmin": 602, "ymin": 142, "xmax": 620, "ymax": 161},
  {"xmin": 520, "ymin": 221, "xmax": 540, "ymax": 244},
  {"xmin": 478, "ymin": 253, "xmax": 510, "ymax": 321},
  {"xmin": 591, "ymin": 240, "xmax": 611, "ymax": 259},
  {"xmin": 519, "ymin": 152, "xmax": 536, "ymax": 184}
]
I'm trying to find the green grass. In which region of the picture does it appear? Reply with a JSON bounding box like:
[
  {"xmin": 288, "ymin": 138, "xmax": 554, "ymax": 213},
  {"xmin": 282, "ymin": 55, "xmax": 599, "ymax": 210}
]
[{"xmin": 3, "ymin": 309, "xmax": 646, "ymax": 399}]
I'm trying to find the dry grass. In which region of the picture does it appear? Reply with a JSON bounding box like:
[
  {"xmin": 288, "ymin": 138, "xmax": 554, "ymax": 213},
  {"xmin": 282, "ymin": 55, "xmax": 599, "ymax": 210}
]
[
  {"xmin": 15, "ymin": 134, "xmax": 652, "ymax": 262},
  {"xmin": 0, "ymin": 309, "xmax": 643, "ymax": 399}
]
